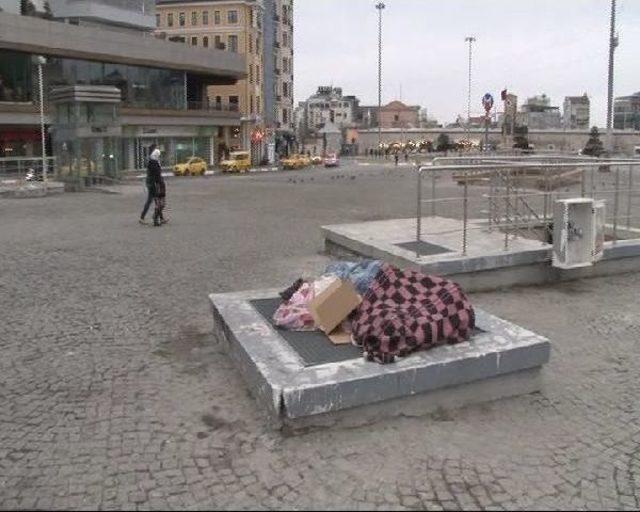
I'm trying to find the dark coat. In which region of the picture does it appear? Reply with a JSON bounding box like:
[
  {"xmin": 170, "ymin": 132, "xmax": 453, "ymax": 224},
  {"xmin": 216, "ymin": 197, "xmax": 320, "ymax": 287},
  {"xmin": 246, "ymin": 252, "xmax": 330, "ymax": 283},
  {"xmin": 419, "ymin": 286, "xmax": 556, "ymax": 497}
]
[{"xmin": 146, "ymin": 159, "xmax": 164, "ymax": 196}]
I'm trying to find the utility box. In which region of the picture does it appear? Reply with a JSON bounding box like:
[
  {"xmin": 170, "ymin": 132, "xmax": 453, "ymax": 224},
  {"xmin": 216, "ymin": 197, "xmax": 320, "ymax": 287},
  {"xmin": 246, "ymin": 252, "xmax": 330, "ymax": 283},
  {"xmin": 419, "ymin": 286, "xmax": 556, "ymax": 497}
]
[{"xmin": 552, "ymin": 198, "xmax": 605, "ymax": 269}]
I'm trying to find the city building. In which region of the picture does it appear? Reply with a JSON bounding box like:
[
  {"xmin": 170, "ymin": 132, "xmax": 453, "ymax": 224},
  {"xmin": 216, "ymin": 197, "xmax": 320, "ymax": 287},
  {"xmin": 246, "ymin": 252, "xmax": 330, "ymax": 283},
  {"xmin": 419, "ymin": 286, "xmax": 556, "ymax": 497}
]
[
  {"xmin": 520, "ymin": 94, "xmax": 562, "ymax": 130},
  {"xmin": 155, "ymin": 0, "xmax": 264, "ymax": 162},
  {"xmin": 263, "ymin": 0, "xmax": 294, "ymax": 156},
  {"xmin": 299, "ymin": 86, "xmax": 359, "ymax": 136},
  {"xmin": 614, "ymin": 92, "xmax": 640, "ymax": 131},
  {"xmin": 378, "ymin": 100, "xmax": 420, "ymax": 129},
  {"xmin": 49, "ymin": 0, "xmax": 157, "ymax": 32},
  {"xmin": 0, "ymin": 3, "xmax": 244, "ymax": 176},
  {"xmin": 155, "ymin": 0, "xmax": 295, "ymax": 161},
  {"xmin": 563, "ymin": 94, "xmax": 590, "ymax": 130},
  {"xmin": 355, "ymin": 101, "xmax": 426, "ymax": 130}
]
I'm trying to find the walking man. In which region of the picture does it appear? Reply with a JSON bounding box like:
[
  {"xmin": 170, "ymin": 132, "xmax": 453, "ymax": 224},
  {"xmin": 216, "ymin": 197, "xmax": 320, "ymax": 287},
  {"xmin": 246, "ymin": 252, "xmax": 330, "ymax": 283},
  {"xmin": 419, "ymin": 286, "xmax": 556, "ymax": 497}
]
[{"xmin": 139, "ymin": 145, "xmax": 166, "ymax": 226}]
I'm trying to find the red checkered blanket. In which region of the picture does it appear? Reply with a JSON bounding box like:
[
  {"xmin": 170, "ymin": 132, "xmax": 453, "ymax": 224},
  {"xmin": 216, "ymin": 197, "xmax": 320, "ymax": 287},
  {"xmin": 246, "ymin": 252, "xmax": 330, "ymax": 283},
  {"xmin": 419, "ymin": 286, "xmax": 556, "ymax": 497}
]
[{"xmin": 351, "ymin": 264, "xmax": 475, "ymax": 364}]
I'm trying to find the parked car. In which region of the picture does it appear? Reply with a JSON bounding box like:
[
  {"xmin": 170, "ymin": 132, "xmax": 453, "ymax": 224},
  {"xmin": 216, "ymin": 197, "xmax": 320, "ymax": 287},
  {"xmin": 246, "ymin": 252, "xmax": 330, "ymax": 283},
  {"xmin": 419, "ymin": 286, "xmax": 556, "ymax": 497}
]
[
  {"xmin": 324, "ymin": 153, "xmax": 340, "ymax": 168},
  {"xmin": 220, "ymin": 151, "xmax": 251, "ymax": 173},
  {"xmin": 281, "ymin": 154, "xmax": 310, "ymax": 170},
  {"xmin": 174, "ymin": 157, "xmax": 207, "ymax": 176}
]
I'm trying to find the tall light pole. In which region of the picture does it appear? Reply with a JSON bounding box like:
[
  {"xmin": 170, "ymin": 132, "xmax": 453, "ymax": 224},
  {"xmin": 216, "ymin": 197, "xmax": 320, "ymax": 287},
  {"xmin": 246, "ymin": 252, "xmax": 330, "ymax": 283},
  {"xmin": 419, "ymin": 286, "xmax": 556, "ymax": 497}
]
[
  {"xmin": 606, "ymin": 0, "xmax": 618, "ymax": 153},
  {"xmin": 376, "ymin": 2, "xmax": 385, "ymax": 152},
  {"xmin": 37, "ymin": 55, "xmax": 48, "ymax": 191},
  {"xmin": 465, "ymin": 36, "xmax": 476, "ymax": 134}
]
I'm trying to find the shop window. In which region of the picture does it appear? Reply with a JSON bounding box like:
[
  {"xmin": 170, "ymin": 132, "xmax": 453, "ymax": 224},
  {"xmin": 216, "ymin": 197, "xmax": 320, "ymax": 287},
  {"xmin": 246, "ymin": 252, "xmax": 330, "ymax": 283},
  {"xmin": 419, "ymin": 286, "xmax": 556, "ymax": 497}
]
[
  {"xmin": 228, "ymin": 10, "xmax": 238, "ymax": 24},
  {"xmin": 191, "ymin": 37, "xmax": 198, "ymax": 47},
  {"xmin": 203, "ymin": 37, "xmax": 209, "ymax": 48},
  {"xmin": 0, "ymin": 50, "xmax": 33, "ymax": 103}
]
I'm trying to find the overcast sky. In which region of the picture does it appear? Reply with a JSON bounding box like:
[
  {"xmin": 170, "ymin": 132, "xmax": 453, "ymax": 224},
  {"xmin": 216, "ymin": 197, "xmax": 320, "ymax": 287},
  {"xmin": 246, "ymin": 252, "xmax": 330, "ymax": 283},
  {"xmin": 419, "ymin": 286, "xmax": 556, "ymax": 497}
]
[{"xmin": 294, "ymin": 0, "xmax": 640, "ymax": 127}]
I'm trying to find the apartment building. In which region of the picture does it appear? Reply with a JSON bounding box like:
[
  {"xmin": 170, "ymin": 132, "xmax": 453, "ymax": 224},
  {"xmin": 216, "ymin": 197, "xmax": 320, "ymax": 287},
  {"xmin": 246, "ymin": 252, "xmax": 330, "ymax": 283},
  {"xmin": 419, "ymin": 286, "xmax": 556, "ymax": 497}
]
[
  {"xmin": 563, "ymin": 94, "xmax": 590, "ymax": 130},
  {"xmin": 157, "ymin": 0, "xmax": 272, "ymax": 162},
  {"xmin": 614, "ymin": 92, "xmax": 640, "ymax": 131},
  {"xmin": 263, "ymin": 0, "xmax": 294, "ymax": 156},
  {"xmin": 0, "ymin": 2, "xmax": 244, "ymax": 175}
]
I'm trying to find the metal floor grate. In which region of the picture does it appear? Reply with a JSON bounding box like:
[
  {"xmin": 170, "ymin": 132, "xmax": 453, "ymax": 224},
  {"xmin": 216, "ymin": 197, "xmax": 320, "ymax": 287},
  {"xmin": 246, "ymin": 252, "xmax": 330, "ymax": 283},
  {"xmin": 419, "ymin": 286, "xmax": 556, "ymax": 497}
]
[
  {"xmin": 250, "ymin": 299, "xmax": 486, "ymax": 368},
  {"xmin": 396, "ymin": 240, "xmax": 454, "ymax": 256},
  {"xmin": 250, "ymin": 298, "xmax": 362, "ymax": 367}
]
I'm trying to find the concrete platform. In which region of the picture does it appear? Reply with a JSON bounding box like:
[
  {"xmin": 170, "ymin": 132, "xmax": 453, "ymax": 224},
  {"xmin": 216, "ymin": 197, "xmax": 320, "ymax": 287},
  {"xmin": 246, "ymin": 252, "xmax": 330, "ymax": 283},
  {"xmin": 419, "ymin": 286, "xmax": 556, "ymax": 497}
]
[
  {"xmin": 323, "ymin": 217, "xmax": 640, "ymax": 292},
  {"xmin": 0, "ymin": 181, "xmax": 65, "ymax": 198},
  {"xmin": 209, "ymin": 289, "xmax": 551, "ymax": 431}
]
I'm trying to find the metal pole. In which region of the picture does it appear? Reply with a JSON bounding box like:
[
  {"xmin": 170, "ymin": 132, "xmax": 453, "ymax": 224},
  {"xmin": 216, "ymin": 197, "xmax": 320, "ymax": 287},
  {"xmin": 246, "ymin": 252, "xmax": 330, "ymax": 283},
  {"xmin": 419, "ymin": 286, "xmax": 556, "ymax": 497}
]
[
  {"xmin": 431, "ymin": 172, "xmax": 436, "ymax": 216},
  {"xmin": 626, "ymin": 164, "xmax": 633, "ymax": 231},
  {"xmin": 606, "ymin": 0, "xmax": 617, "ymax": 153},
  {"xmin": 376, "ymin": 2, "xmax": 385, "ymax": 152},
  {"xmin": 465, "ymin": 36, "xmax": 476, "ymax": 137},
  {"xmin": 504, "ymin": 170, "xmax": 510, "ymax": 251},
  {"xmin": 38, "ymin": 57, "xmax": 47, "ymax": 191},
  {"xmin": 416, "ymin": 168, "xmax": 422, "ymax": 258},
  {"xmin": 463, "ymin": 170, "xmax": 469, "ymax": 255},
  {"xmin": 613, "ymin": 165, "xmax": 620, "ymax": 242}
]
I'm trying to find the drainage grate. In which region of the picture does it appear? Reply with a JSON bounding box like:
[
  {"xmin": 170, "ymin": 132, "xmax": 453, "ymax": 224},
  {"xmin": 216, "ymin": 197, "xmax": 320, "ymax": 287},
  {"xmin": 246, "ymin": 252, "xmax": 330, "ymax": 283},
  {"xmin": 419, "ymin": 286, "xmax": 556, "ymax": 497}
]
[
  {"xmin": 250, "ymin": 298, "xmax": 362, "ymax": 367},
  {"xmin": 250, "ymin": 298, "xmax": 487, "ymax": 368},
  {"xmin": 396, "ymin": 241, "xmax": 454, "ymax": 256}
]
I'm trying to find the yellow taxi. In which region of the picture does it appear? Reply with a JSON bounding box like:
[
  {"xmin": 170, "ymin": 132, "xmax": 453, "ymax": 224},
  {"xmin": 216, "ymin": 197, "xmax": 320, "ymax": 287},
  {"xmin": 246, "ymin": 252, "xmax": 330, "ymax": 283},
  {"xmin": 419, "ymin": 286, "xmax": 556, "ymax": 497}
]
[
  {"xmin": 220, "ymin": 151, "xmax": 251, "ymax": 173},
  {"xmin": 174, "ymin": 156, "xmax": 207, "ymax": 176},
  {"xmin": 282, "ymin": 154, "xmax": 311, "ymax": 170}
]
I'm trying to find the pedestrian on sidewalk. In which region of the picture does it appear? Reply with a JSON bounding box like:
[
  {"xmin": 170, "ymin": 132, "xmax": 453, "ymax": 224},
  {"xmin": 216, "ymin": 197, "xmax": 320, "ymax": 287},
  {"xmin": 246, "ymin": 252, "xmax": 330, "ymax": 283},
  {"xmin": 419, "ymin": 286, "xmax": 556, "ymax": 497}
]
[
  {"xmin": 139, "ymin": 145, "xmax": 167, "ymax": 226},
  {"xmin": 394, "ymin": 153, "xmax": 399, "ymax": 166}
]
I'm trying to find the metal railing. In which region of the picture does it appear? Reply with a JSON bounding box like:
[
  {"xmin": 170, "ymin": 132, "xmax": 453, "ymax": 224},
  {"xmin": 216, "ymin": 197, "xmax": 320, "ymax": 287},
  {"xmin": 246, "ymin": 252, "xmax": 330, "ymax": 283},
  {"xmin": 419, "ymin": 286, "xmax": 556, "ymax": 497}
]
[
  {"xmin": 416, "ymin": 156, "xmax": 640, "ymax": 258},
  {"xmin": 0, "ymin": 156, "xmax": 57, "ymax": 182}
]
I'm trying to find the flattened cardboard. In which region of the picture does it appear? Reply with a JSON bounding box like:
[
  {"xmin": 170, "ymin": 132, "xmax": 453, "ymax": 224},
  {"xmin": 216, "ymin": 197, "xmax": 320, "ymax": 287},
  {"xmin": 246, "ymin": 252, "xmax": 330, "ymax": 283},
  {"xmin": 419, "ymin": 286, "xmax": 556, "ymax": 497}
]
[
  {"xmin": 328, "ymin": 326, "xmax": 352, "ymax": 345},
  {"xmin": 310, "ymin": 279, "xmax": 361, "ymax": 334}
]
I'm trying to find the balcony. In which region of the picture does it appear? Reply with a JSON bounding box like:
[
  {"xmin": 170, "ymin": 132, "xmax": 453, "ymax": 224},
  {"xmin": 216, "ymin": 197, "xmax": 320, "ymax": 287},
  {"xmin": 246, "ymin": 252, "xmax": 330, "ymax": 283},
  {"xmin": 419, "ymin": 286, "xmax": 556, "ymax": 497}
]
[{"xmin": 187, "ymin": 100, "xmax": 240, "ymax": 113}]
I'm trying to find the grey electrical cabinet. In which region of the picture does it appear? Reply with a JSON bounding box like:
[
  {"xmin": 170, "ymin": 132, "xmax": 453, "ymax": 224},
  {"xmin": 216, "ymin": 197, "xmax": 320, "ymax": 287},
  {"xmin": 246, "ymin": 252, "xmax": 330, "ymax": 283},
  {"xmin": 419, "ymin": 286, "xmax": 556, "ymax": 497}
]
[{"xmin": 552, "ymin": 198, "xmax": 605, "ymax": 269}]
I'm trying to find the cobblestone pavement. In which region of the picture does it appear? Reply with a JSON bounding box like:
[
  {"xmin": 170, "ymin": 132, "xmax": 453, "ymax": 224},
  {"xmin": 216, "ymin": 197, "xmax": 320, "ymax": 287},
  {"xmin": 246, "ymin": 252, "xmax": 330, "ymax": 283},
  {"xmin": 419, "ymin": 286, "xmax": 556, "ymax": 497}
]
[{"xmin": 2, "ymin": 164, "xmax": 640, "ymax": 510}]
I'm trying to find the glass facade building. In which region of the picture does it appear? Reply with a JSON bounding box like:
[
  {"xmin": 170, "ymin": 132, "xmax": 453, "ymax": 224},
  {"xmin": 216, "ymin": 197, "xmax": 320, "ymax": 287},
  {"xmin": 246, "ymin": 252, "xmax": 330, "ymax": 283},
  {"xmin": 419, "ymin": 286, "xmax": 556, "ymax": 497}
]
[{"xmin": 46, "ymin": 57, "xmax": 186, "ymax": 110}]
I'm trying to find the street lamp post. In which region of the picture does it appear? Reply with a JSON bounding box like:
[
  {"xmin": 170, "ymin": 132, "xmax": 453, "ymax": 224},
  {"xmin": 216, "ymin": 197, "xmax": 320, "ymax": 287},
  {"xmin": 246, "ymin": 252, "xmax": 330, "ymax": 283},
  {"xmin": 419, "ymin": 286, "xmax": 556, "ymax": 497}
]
[
  {"xmin": 37, "ymin": 55, "xmax": 47, "ymax": 191},
  {"xmin": 376, "ymin": 2, "xmax": 385, "ymax": 153},
  {"xmin": 606, "ymin": 0, "xmax": 618, "ymax": 153},
  {"xmin": 465, "ymin": 36, "xmax": 476, "ymax": 135}
]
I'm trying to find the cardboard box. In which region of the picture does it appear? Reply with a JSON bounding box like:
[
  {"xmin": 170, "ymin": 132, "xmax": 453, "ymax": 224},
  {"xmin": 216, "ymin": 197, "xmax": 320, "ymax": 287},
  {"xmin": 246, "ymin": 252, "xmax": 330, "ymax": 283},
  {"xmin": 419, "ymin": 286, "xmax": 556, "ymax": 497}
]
[
  {"xmin": 310, "ymin": 278, "xmax": 361, "ymax": 334},
  {"xmin": 328, "ymin": 325, "xmax": 353, "ymax": 345}
]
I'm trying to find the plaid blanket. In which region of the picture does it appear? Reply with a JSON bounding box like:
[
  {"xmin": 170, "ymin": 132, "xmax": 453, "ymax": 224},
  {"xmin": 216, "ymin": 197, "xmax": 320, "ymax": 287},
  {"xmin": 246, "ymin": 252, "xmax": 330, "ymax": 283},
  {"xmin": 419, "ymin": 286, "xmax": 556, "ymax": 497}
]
[{"xmin": 351, "ymin": 264, "xmax": 475, "ymax": 364}]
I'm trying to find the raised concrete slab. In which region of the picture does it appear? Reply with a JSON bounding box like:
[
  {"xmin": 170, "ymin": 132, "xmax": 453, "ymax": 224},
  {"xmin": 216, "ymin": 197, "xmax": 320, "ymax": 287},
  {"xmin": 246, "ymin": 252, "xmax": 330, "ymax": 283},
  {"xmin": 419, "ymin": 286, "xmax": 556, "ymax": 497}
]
[
  {"xmin": 323, "ymin": 217, "xmax": 640, "ymax": 291},
  {"xmin": 210, "ymin": 289, "xmax": 551, "ymax": 430},
  {"xmin": 0, "ymin": 181, "xmax": 65, "ymax": 198}
]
